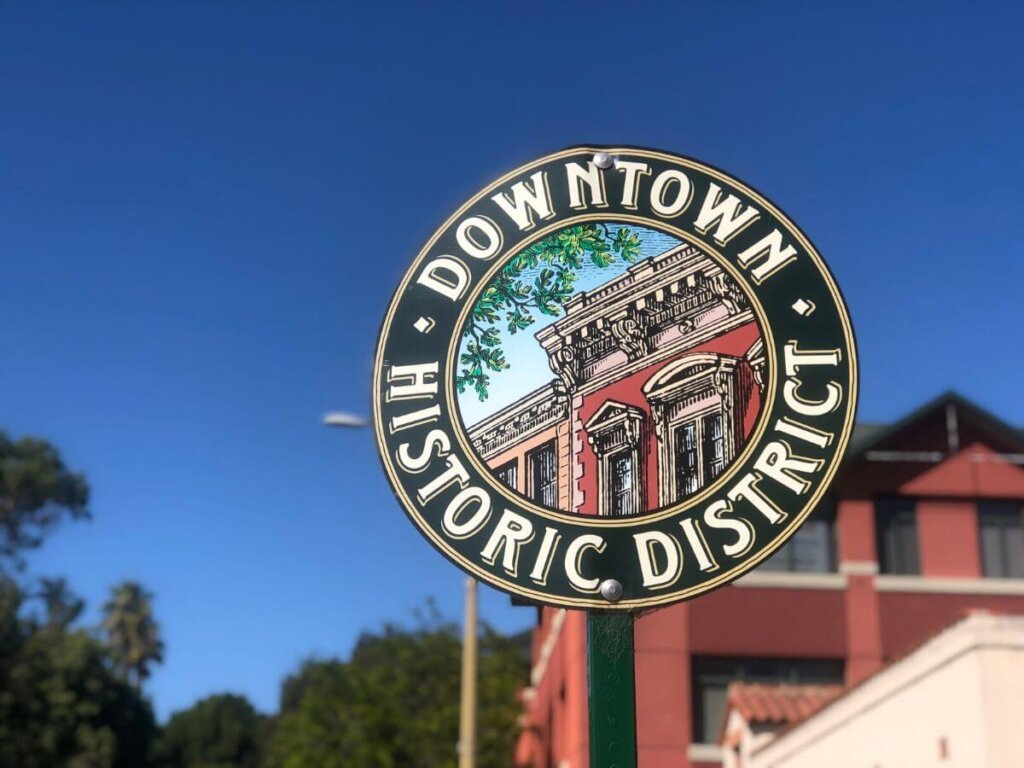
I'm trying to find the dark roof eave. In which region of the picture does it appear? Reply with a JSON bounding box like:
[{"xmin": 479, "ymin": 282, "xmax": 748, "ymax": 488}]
[{"xmin": 842, "ymin": 390, "xmax": 1024, "ymax": 461}]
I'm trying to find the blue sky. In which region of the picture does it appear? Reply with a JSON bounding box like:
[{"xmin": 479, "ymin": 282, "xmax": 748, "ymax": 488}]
[{"xmin": 1, "ymin": 2, "xmax": 1021, "ymax": 720}]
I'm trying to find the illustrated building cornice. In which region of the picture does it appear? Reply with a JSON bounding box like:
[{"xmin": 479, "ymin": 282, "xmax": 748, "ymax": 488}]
[
  {"xmin": 535, "ymin": 244, "xmax": 753, "ymax": 396},
  {"xmin": 466, "ymin": 382, "xmax": 569, "ymax": 460}
]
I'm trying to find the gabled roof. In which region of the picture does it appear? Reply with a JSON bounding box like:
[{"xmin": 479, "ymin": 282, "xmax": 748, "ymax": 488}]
[{"xmin": 845, "ymin": 390, "xmax": 1024, "ymax": 460}]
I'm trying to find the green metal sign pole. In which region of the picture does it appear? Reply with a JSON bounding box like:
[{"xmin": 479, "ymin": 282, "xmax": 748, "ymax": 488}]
[{"xmin": 588, "ymin": 611, "xmax": 637, "ymax": 768}]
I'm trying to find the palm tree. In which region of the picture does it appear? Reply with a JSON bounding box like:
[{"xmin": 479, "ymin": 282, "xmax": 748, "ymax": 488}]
[{"xmin": 101, "ymin": 580, "xmax": 164, "ymax": 690}]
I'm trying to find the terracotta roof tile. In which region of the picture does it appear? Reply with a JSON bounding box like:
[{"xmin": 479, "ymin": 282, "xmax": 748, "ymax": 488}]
[{"xmin": 725, "ymin": 682, "xmax": 845, "ymax": 727}]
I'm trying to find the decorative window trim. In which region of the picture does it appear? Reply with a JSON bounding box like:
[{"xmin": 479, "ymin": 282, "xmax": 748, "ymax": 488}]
[
  {"xmin": 642, "ymin": 353, "xmax": 749, "ymax": 505},
  {"xmin": 526, "ymin": 440, "xmax": 558, "ymax": 508},
  {"xmin": 583, "ymin": 400, "xmax": 645, "ymax": 517}
]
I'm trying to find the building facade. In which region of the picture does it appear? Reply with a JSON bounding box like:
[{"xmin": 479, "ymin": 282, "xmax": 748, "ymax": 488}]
[
  {"xmin": 468, "ymin": 243, "xmax": 764, "ymax": 519},
  {"xmin": 507, "ymin": 392, "xmax": 1024, "ymax": 768}
]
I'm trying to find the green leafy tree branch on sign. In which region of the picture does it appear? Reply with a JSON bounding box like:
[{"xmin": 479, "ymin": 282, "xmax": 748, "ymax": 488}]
[{"xmin": 457, "ymin": 223, "xmax": 642, "ymax": 401}]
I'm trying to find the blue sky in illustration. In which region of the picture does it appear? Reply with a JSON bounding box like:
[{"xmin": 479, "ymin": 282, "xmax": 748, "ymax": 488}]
[
  {"xmin": 1, "ymin": 2, "xmax": 1022, "ymax": 721},
  {"xmin": 457, "ymin": 225, "xmax": 683, "ymax": 426}
]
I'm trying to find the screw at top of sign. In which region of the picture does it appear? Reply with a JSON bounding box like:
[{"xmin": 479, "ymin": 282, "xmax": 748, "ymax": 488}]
[
  {"xmin": 593, "ymin": 152, "xmax": 614, "ymax": 169},
  {"xmin": 600, "ymin": 579, "xmax": 623, "ymax": 603}
]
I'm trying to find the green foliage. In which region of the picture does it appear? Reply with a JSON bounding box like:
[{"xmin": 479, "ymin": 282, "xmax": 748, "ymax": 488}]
[
  {"xmin": 36, "ymin": 576, "xmax": 85, "ymax": 630},
  {"xmin": 152, "ymin": 694, "xmax": 266, "ymax": 768},
  {"xmin": 264, "ymin": 610, "xmax": 529, "ymax": 768},
  {"xmin": 102, "ymin": 581, "xmax": 165, "ymax": 691},
  {"xmin": 0, "ymin": 431, "xmax": 164, "ymax": 767},
  {"xmin": 458, "ymin": 223, "xmax": 642, "ymax": 400},
  {"xmin": 0, "ymin": 432, "xmax": 90, "ymax": 572},
  {"xmin": 0, "ymin": 579, "xmax": 156, "ymax": 768}
]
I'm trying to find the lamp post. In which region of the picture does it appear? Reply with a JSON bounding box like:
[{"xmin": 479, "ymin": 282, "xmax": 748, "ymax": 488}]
[
  {"xmin": 457, "ymin": 577, "xmax": 478, "ymax": 768},
  {"xmin": 324, "ymin": 409, "xmax": 477, "ymax": 766}
]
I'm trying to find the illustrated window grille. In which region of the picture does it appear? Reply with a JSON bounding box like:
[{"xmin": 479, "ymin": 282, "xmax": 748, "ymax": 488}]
[
  {"xmin": 528, "ymin": 442, "xmax": 558, "ymax": 508},
  {"xmin": 674, "ymin": 422, "xmax": 699, "ymax": 496},
  {"xmin": 673, "ymin": 411, "xmax": 725, "ymax": 500},
  {"xmin": 702, "ymin": 411, "xmax": 725, "ymax": 481},
  {"xmin": 494, "ymin": 460, "xmax": 517, "ymax": 492},
  {"xmin": 610, "ymin": 451, "xmax": 635, "ymax": 517},
  {"xmin": 583, "ymin": 401, "xmax": 645, "ymax": 517},
  {"xmin": 691, "ymin": 657, "xmax": 844, "ymax": 745},
  {"xmin": 978, "ymin": 501, "xmax": 1024, "ymax": 578},
  {"xmin": 875, "ymin": 497, "xmax": 920, "ymax": 575},
  {"xmin": 761, "ymin": 497, "xmax": 836, "ymax": 572}
]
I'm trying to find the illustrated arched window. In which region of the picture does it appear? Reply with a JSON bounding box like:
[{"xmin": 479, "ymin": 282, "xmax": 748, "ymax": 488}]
[
  {"xmin": 583, "ymin": 401, "xmax": 645, "ymax": 517},
  {"xmin": 643, "ymin": 353, "xmax": 752, "ymax": 505}
]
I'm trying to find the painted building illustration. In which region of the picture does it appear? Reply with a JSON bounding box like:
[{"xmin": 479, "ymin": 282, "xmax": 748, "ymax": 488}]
[
  {"xmin": 507, "ymin": 391, "xmax": 1024, "ymax": 768},
  {"xmin": 467, "ymin": 243, "xmax": 765, "ymax": 516}
]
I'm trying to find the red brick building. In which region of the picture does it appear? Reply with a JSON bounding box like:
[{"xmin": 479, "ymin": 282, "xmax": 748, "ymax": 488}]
[{"xmin": 511, "ymin": 392, "xmax": 1024, "ymax": 767}]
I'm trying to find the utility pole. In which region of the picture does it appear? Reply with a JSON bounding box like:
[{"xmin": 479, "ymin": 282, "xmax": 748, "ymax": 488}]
[{"xmin": 458, "ymin": 577, "xmax": 478, "ymax": 768}]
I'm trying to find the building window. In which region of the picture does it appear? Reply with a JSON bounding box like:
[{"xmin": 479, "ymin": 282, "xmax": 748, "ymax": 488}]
[
  {"xmin": 528, "ymin": 442, "xmax": 557, "ymax": 508},
  {"xmin": 610, "ymin": 451, "xmax": 635, "ymax": 517},
  {"xmin": 875, "ymin": 497, "xmax": 919, "ymax": 575},
  {"xmin": 691, "ymin": 657, "xmax": 844, "ymax": 744},
  {"xmin": 760, "ymin": 497, "xmax": 836, "ymax": 572},
  {"xmin": 494, "ymin": 460, "xmax": 517, "ymax": 491},
  {"xmin": 643, "ymin": 353, "xmax": 754, "ymax": 505},
  {"xmin": 979, "ymin": 501, "xmax": 1024, "ymax": 578},
  {"xmin": 670, "ymin": 411, "xmax": 726, "ymax": 496},
  {"xmin": 583, "ymin": 401, "xmax": 645, "ymax": 517}
]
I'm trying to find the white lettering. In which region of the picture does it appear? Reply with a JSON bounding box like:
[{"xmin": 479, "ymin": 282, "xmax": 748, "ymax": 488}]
[
  {"xmin": 386, "ymin": 362, "xmax": 439, "ymax": 402},
  {"xmin": 565, "ymin": 162, "xmax": 607, "ymax": 209},
  {"xmin": 752, "ymin": 441, "xmax": 823, "ymax": 495},
  {"xmin": 442, "ymin": 487, "xmax": 492, "ymax": 538},
  {"xmin": 693, "ymin": 182, "xmax": 760, "ymax": 244},
  {"xmin": 649, "ymin": 169, "xmax": 693, "ymax": 217},
  {"xmin": 728, "ymin": 472, "xmax": 787, "ymax": 524},
  {"xmin": 456, "ymin": 215, "xmax": 503, "ymax": 260},
  {"xmin": 388, "ymin": 405, "xmax": 441, "ymax": 434},
  {"xmin": 529, "ymin": 527, "xmax": 562, "ymax": 585},
  {"xmin": 416, "ymin": 455, "xmax": 470, "ymax": 504},
  {"xmin": 736, "ymin": 229, "xmax": 797, "ymax": 283},
  {"xmin": 416, "ymin": 256, "xmax": 470, "ymax": 301},
  {"xmin": 634, "ymin": 531, "xmax": 682, "ymax": 588},
  {"xmin": 481, "ymin": 509, "xmax": 535, "ymax": 575},
  {"xmin": 396, "ymin": 429, "xmax": 451, "ymax": 472},
  {"xmin": 564, "ymin": 533, "xmax": 605, "ymax": 592},
  {"xmin": 614, "ymin": 159, "xmax": 651, "ymax": 209},
  {"xmin": 491, "ymin": 171, "xmax": 554, "ymax": 231},
  {"xmin": 703, "ymin": 499, "xmax": 755, "ymax": 558},
  {"xmin": 680, "ymin": 518, "xmax": 719, "ymax": 572}
]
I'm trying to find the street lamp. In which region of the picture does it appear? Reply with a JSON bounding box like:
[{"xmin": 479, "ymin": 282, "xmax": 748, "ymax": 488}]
[
  {"xmin": 322, "ymin": 412, "xmax": 368, "ymax": 428},
  {"xmin": 322, "ymin": 407, "xmax": 477, "ymax": 767}
]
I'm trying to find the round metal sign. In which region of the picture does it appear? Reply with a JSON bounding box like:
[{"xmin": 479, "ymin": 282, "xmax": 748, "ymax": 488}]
[{"xmin": 373, "ymin": 146, "xmax": 857, "ymax": 610}]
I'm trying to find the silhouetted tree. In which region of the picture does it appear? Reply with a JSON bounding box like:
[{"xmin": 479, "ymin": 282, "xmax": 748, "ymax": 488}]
[
  {"xmin": 0, "ymin": 432, "xmax": 89, "ymax": 572},
  {"xmin": 153, "ymin": 693, "xmax": 266, "ymax": 768},
  {"xmin": 0, "ymin": 579, "xmax": 156, "ymax": 768},
  {"xmin": 264, "ymin": 608, "xmax": 528, "ymax": 768},
  {"xmin": 102, "ymin": 581, "xmax": 164, "ymax": 690},
  {"xmin": 36, "ymin": 576, "xmax": 85, "ymax": 629}
]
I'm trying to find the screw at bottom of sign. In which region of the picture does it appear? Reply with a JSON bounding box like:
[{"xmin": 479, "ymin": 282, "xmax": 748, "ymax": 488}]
[{"xmin": 600, "ymin": 579, "xmax": 623, "ymax": 603}]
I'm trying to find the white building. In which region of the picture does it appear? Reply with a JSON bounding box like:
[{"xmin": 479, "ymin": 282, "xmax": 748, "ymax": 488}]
[{"xmin": 722, "ymin": 612, "xmax": 1024, "ymax": 768}]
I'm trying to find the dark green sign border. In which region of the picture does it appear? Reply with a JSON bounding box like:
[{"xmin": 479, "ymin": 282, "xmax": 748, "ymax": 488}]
[{"xmin": 372, "ymin": 146, "xmax": 857, "ymax": 610}]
